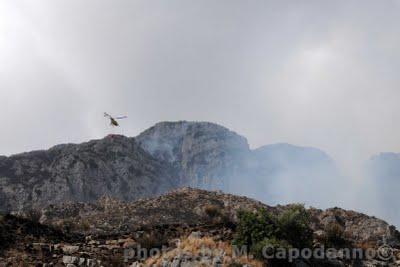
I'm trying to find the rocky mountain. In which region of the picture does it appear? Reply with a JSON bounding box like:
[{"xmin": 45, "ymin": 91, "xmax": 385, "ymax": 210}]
[
  {"xmin": 136, "ymin": 121, "xmax": 250, "ymax": 190},
  {"xmin": 0, "ymin": 135, "xmax": 178, "ymax": 212},
  {"xmin": 0, "ymin": 120, "xmax": 341, "ymax": 213}
]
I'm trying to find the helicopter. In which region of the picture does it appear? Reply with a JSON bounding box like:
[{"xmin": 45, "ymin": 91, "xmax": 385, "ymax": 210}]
[{"xmin": 104, "ymin": 112, "xmax": 127, "ymax": 127}]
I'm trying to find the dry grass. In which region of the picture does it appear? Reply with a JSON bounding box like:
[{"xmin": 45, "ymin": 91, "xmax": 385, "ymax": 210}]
[{"xmin": 144, "ymin": 235, "xmax": 264, "ymax": 266}]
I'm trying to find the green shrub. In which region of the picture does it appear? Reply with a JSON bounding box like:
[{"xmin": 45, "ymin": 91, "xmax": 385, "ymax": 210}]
[
  {"xmin": 233, "ymin": 208, "xmax": 275, "ymax": 248},
  {"xmin": 276, "ymin": 205, "xmax": 313, "ymax": 249},
  {"xmin": 233, "ymin": 205, "xmax": 313, "ymax": 261}
]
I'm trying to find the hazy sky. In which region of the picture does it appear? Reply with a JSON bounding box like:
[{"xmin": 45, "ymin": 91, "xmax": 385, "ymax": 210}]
[{"xmin": 1, "ymin": 0, "xmax": 400, "ymax": 171}]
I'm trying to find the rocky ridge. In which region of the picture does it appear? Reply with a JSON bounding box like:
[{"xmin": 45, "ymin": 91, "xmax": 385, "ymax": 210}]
[
  {"xmin": 39, "ymin": 188, "xmax": 400, "ymax": 248},
  {"xmin": 1, "ymin": 188, "xmax": 400, "ymax": 266},
  {"xmin": 0, "ymin": 135, "xmax": 177, "ymax": 212}
]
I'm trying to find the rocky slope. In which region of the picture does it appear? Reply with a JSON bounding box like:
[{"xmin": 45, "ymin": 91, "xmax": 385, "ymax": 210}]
[
  {"xmin": 1, "ymin": 188, "xmax": 400, "ymax": 266},
  {"xmin": 40, "ymin": 187, "xmax": 266, "ymax": 234},
  {"xmin": 39, "ymin": 188, "xmax": 400, "ymax": 248},
  {"xmin": 0, "ymin": 135, "xmax": 177, "ymax": 212}
]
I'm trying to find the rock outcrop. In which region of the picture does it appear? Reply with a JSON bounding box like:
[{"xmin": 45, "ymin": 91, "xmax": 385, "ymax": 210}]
[
  {"xmin": 0, "ymin": 135, "xmax": 177, "ymax": 212},
  {"xmin": 136, "ymin": 121, "xmax": 250, "ymax": 190}
]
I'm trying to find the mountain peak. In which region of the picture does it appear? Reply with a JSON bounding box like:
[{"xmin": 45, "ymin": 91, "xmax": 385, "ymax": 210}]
[
  {"xmin": 136, "ymin": 121, "xmax": 250, "ymax": 190},
  {"xmin": 136, "ymin": 120, "xmax": 249, "ymax": 163}
]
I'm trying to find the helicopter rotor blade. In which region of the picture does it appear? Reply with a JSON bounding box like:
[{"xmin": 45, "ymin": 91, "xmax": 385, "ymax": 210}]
[{"xmin": 115, "ymin": 116, "xmax": 127, "ymax": 120}]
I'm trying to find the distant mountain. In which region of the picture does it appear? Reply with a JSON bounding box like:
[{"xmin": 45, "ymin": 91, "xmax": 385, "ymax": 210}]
[
  {"xmin": 253, "ymin": 143, "xmax": 334, "ymax": 169},
  {"xmin": 0, "ymin": 121, "xmax": 340, "ymax": 212},
  {"xmin": 248, "ymin": 143, "xmax": 341, "ymax": 206},
  {"xmin": 364, "ymin": 152, "xmax": 400, "ymax": 226},
  {"xmin": 367, "ymin": 152, "xmax": 400, "ymax": 180}
]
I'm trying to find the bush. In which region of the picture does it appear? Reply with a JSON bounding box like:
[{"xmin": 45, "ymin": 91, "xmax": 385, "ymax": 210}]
[
  {"xmin": 276, "ymin": 205, "xmax": 313, "ymax": 249},
  {"xmin": 233, "ymin": 205, "xmax": 313, "ymax": 261},
  {"xmin": 323, "ymin": 222, "xmax": 346, "ymax": 247},
  {"xmin": 233, "ymin": 209, "xmax": 275, "ymax": 248}
]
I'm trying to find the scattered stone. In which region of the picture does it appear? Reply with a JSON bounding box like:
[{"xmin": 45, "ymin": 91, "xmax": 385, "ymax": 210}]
[
  {"xmin": 63, "ymin": 255, "xmax": 78, "ymax": 264},
  {"xmin": 63, "ymin": 245, "xmax": 80, "ymax": 254},
  {"xmin": 189, "ymin": 231, "xmax": 202, "ymax": 239}
]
